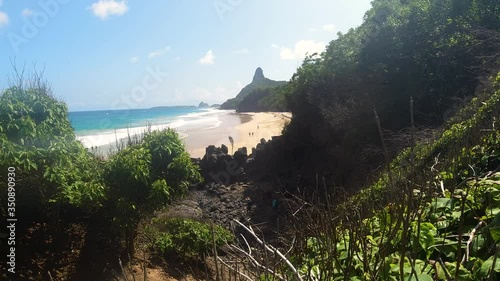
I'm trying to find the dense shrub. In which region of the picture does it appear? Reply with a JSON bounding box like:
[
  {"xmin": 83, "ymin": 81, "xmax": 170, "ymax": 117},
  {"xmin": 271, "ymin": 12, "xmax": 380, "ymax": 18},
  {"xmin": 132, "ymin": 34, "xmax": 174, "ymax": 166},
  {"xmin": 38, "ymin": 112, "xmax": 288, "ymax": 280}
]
[
  {"xmin": 154, "ymin": 218, "xmax": 234, "ymax": 260},
  {"xmin": 104, "ymin": 128, "xmax": 203, "ymax": 255},
  {"xmin": 0, "ymin": 83, "xmax": 106, "ymax": 213},
  {"xmin": 280, "ymin": 0, "xmax": 500, "ymax": 188}
]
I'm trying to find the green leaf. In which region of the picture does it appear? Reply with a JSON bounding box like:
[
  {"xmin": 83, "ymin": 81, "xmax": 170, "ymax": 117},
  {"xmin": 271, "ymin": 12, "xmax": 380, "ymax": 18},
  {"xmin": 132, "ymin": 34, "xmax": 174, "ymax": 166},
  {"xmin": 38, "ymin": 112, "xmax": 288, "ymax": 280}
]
[
  {"xmin": 478, "ymin": 256, "xmax": 500, "ymax": 278},
  {"xmin": 490, "ymin": 226, "xmax": 500, "ymax": 243},
  {"xmin": 408, "ymin": 274, "xmax": 433, "ymax": 281},
  {"xmin": 431, "ymin": 198, "xmax": 452, "ymax": 211},
  {"xmin": 415, "ymin": 222, "xmax": 437, "ymax": 258}
]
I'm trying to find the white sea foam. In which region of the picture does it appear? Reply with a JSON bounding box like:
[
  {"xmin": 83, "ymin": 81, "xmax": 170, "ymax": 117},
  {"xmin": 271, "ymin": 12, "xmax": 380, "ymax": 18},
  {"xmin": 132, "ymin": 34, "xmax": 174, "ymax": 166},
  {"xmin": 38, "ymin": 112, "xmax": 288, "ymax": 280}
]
[{"xmin": 76, "ymin": 110, "xmax": 227, "ymax": 149}]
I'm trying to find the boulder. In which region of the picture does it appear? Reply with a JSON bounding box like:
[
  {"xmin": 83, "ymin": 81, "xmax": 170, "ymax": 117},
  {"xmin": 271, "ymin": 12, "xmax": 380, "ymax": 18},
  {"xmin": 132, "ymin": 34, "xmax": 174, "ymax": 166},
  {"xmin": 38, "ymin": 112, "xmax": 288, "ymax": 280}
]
[
  {"xmin": 221, "ymin": 144, "xmax": 229, "ymax": 154},
  {"xmin": 205, "ymin": 145, "xmax": 216, "ymax": 157},
  {"xmin": 199, "ymin": 144, "xmax": 249, "ymax": 185}
]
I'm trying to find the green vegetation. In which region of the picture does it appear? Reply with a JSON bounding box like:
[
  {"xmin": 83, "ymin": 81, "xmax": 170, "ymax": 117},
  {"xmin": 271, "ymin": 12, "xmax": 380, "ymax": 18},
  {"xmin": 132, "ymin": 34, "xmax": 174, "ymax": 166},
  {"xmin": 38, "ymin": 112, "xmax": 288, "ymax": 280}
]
[
  {"xmin": 285, "ymin": 82, "xmax": 500, "ymax": 279},
  {"xmin": 105, "ymin": 129, "xmax": 203, "ymax": 256},
  {"xmin": 220, "ymin": 67, "xmax": 286, "ymax": 110},
  {"xmin": 0, "ymin": 74, "xmax": 203, "ymax": 276},
  {"xmin": 152, "ymin": 218, "xmax": 234, "ymax": 261},
  {"xmin": 0, "ymin": 79, "xmax": 106, "ymax": 211},
  {"xmin": 237, "ymin": 84, "xmax": 289, "ymax": 112},
  {"xmin": 1, "ymin": 0, "xmax": 499, "ymax": 279},
  {"xmin": 242, "ymin": 0, "xmax": 500, "ymax": 280},
  {"xmin": 280, "ymin": 0, "xmax": 500, "ymax": 187}
]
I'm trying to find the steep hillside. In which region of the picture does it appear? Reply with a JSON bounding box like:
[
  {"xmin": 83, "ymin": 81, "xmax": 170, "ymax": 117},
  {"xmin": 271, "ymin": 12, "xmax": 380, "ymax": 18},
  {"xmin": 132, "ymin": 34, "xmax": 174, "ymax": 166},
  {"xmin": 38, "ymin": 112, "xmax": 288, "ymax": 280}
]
[
  {"xmin": 276, "ymin": 0, "xmax": 500, "ymax": 188},
  {"xmin": 285, "ymin": 75, "xmax": 500, "ymax": 280},
  {"xmin": 236, "ymin": 84, "xmax": 289, "ymax": 112},
  {"xmin": 220, "ymin": 67, "xmax": 286, "ymax": 110}
]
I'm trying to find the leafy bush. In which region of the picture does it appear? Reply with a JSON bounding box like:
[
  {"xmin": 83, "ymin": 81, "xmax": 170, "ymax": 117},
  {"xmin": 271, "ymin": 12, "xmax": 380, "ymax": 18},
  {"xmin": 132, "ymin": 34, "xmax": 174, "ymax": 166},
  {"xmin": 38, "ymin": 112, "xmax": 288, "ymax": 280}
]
[
  {"xmin": 154, "ymin": 218, "xmax": 234, "ymax": 260},
  {"xmin": 0, "ymin": 84, "xmax": 106, "ymax": 211},
  {"xmin": 280, "ymin": 0, "xmax": 500, "ymax": 187},
  {"xmin": 104, "ymin": 129, "xmax": 203, "ymax": 255},
  {"xmin": 284, "ymin": 73, "xmax": 500, "ymax": 280}
]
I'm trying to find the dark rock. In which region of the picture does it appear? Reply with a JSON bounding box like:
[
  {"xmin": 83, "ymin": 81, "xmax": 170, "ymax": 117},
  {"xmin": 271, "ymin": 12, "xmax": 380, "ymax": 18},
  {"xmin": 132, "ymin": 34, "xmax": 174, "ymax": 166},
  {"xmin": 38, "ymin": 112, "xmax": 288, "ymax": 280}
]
[
  {"xmin": 205, "ymin": 145, "xmax": 216, "ymax": 157},
  {"xmin": 221, "ymin": 144, "xmax": 229, "ymax": 154},
  {"xmin": 200, "ymin": 144, "xmax": 248, "ymax": 184},
  {"xmin": 238, "ymin": 147, "xmax": 248, "ymax": 156},
  {"xmin": 253, "ymin": 67, "xmax": 265, "ymax": 82},
  {"xmin": 198, "ymin": 101, "xmax": 209, "ymax": 108}
]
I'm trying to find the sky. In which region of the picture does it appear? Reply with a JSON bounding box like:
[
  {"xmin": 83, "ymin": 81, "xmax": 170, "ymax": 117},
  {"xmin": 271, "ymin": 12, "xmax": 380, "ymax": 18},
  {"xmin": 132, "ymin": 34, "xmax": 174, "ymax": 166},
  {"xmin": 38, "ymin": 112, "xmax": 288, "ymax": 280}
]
[{"xmin": 0, "ymin": 0, "xmax": 372, "ymax": 111}]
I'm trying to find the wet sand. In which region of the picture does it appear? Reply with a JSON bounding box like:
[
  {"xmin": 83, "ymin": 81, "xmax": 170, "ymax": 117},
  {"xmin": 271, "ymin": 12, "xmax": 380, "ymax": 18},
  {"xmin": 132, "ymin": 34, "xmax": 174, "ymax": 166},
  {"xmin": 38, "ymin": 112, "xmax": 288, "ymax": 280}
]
[{"xmin": 185, "ymin": 112, "xmax": 291, "ymax": 158}]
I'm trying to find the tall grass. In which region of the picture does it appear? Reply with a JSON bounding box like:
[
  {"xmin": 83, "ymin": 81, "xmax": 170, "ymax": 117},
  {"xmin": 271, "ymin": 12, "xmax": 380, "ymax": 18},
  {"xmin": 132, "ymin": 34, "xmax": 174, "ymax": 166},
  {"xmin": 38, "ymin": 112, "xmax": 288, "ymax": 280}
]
[{"xmin": 215, "ymin": 75, "xmax": 500, "ymax": 280}]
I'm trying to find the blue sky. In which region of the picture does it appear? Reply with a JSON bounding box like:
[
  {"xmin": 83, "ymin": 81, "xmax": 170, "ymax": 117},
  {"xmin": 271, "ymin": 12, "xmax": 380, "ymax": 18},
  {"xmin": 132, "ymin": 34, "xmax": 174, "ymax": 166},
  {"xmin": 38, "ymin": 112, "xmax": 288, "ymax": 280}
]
[{"xmin": 0, "ymin": 0, "xmax": 372, "ymax": 111}]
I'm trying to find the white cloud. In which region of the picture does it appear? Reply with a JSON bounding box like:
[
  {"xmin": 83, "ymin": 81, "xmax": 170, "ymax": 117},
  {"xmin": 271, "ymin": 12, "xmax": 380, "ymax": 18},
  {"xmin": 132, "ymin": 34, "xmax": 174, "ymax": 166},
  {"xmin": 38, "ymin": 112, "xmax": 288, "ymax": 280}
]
[
  {"xmin": 148, "ymin": 46, "xmax": 171, "ymax": 59},
  {"xmin": 271, "ymin": 43, "xmax": 280, "ymax": 49},
  {"xmin": 21, "ymin": 9, "xmax": 34, "ymax": 18},
  {"xmin": 0, "ymin": 11, "xmax": 8, "ymax": 28},
  {"xmin": 308, "ymin": 28, "xmax": 317, "ymax": 32},
  {"xmin": 89, "ymin": 0, "xmax": 129, "ymax": 20},
  {"xmin": 322, "ymin": 24, "xmax": 336, "ymax": 32},
  {"xmin": 198, "ymin": 50, "xmax": 215, "ymax": 65},
  {"xmin": 129, "ymin": 56, "xmax": 140, "ymax": 63},
  {"xmin": 174, "ymin": 57, "xmax": 181, "ymax": 61},
  {"xmin": 232, "ymin": 48, "xmax": 249, "ymax": 55},
  {"xmin": 278, "ymin": 40, "xmax": 326, "ymax": 60}
]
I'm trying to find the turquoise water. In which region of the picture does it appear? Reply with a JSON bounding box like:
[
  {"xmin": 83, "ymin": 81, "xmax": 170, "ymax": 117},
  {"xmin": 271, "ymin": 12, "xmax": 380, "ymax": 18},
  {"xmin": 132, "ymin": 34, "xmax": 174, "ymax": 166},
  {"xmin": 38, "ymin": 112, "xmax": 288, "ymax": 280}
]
[{"xmin": 68, "ymin": 106, "xmax": 200, "ymax": 135}]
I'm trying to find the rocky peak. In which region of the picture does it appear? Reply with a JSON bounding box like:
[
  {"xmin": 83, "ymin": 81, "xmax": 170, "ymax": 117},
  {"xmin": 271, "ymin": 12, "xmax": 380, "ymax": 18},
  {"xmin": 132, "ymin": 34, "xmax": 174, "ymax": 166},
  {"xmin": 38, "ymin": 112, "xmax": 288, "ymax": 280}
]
[{"xmin": 252, "ymin": 67, "xmax": 265, "ymax": 82}]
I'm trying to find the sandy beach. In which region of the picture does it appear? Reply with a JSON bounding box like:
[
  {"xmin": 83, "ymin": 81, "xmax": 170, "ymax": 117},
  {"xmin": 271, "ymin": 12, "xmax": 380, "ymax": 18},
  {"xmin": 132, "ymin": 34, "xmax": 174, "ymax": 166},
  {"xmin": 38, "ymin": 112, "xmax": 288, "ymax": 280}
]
[
  {"xmin": 184, "ymin": 112, "xmax": 291, "ymax": 158},
  {"xmin": 78, "ymin": 110, "xmax": 291, "ymax": 159}
]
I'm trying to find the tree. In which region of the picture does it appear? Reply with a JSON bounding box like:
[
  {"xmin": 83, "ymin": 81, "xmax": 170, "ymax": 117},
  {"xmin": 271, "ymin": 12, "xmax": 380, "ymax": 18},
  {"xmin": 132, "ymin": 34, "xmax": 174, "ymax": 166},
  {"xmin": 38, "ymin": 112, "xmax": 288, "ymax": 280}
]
[
  {"xmin": 0, "ymin": 74, "xmax": 106, "ymax": 218},
  {"xmin": 104, "ymin": 129, "xmax": 202, "ymax": 256},
  {"xmin": 279, "ymin": 0, "xmax": 500, "ymax": 188}
]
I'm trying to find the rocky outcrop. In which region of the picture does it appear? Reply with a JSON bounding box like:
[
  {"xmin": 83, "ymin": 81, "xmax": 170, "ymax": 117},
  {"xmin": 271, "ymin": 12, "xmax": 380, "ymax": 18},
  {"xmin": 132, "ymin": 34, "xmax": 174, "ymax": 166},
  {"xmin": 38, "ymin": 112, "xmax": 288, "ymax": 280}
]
[
  {"xmin": 198, "ymin": 101, "xmax": 209, "ymax": 108},
  {"xmin": 246, "ymin": 136, "xmax": 287, "ymax": 182},
  {"xmin": 199, "ymin": 145, "xmax": 248, "ymax": 185},
  {"xmin": 197, "ymin": 135, "xmax": 289, "ymax": 185},
  {"xmin": 252, "ymin": 67, "xmax": 265, "ymax": 82},
  {"xmin": 220, "ymin": 67, "xmax": 286, "ymax": 110}
]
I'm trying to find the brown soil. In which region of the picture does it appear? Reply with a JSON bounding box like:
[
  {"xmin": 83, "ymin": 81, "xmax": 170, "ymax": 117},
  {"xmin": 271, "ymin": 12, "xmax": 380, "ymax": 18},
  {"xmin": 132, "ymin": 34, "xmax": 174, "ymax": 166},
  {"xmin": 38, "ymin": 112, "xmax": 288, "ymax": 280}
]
[{"xmin": 0, "ymin": 180, "xmax": 293, "ymax": 281}]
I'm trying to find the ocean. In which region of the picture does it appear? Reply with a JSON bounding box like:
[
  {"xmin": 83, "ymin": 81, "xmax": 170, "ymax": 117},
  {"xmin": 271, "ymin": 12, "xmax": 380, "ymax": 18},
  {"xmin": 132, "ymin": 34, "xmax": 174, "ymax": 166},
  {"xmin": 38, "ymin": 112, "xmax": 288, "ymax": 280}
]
[{"xmin": 68, "ymin": 107, "xmax": 227, "ymax": 149}]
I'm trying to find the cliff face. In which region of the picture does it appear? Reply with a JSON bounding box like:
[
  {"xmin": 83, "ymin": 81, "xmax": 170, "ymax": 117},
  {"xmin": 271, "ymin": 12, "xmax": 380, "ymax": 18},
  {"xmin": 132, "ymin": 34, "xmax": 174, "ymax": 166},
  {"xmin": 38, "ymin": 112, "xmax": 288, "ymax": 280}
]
[{"xmin": 220, "ymin": 67, "xmax": 286, "ymax": 110}]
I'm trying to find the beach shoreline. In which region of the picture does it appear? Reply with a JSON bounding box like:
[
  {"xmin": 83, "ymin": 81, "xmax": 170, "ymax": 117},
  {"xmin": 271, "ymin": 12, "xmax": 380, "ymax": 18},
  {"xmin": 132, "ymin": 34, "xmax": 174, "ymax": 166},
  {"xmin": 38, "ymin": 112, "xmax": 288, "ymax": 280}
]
[
  {"xmin": 184, "ymin": 111, "xmax": 291, "ymax": 158},
  {"xmin": 78, "ymin": 110, "xmax": 291, "ymax": 159}
]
